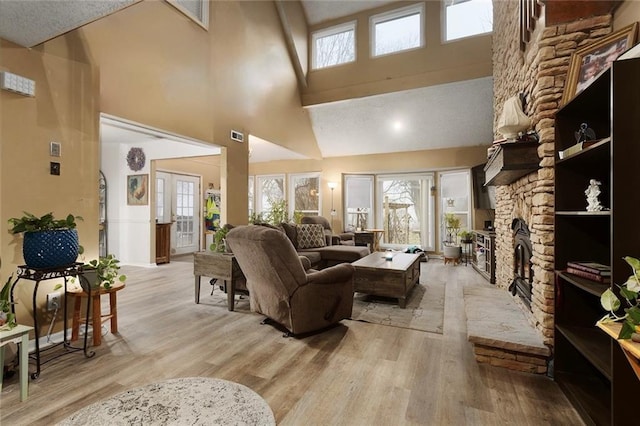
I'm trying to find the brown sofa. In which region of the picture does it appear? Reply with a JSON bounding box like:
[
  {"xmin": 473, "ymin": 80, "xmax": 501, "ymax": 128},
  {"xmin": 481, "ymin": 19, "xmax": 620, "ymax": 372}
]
[
  {"xmin": 278, "ymin": 221, "xmax": 369, "ymax": 268},
  {"xmin": 300, "ymin": 215, "xmax": 355, "ymax": 245},
  {"xmin": 226, "ymin": 225, "xmax": 355, "ymax": 335}
]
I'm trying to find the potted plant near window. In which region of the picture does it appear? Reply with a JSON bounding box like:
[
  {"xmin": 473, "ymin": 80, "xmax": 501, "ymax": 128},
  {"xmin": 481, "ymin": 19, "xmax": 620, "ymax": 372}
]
[
  {"xmin": 8, "ymin": 212, "xmax": 82, "ymax": 269},
  {"xmin": 443, "ymin": 213, "xmax": 462, "ymax": 261},
  {"xmin": 0, "ymin": 257, "xmax": 16, "ymax": 330}
]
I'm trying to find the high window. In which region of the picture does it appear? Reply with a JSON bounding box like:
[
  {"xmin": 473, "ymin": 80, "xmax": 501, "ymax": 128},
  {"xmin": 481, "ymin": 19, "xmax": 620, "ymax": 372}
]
[
  {"xmin": 444, "ymin": 0, "xmax": 493, "ymax": 42},
  {"xmin": 167, "ymin": 0, "xmax": 209, "ymax": 29},
  {"xmin": 312, "ymin": 21, "xmax": 356, "ymax": 70},
  {"xmin": 371, "ymin": 4, "xmax": 424, "ymax": 57}
]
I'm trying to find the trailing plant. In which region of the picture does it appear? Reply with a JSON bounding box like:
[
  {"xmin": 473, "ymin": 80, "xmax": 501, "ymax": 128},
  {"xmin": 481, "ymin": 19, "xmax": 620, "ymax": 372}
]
[
  {"xmin": 0, "ymin": 275, "xmax": 16, "ymax": 329},
  {"xmin": 83, "ymin": 254, "xmax": 126, "ymax": 290},
  {"xmin": 8, "ymin": 211, "xmax": 83, "ymax": 234},
  {"xmin": 600, "ymin": 256, "xmax": 640, "ymax": 340},
  {"xmin": 210, "ymin": 225, "xmax": 231, "ymax": 253}
]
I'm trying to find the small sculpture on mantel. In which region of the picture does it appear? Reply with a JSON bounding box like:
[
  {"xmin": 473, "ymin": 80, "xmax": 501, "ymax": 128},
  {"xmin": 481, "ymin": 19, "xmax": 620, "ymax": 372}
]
[{"xmin": 585, "ymin": 179, "xmax": 604, "ymax": 212}]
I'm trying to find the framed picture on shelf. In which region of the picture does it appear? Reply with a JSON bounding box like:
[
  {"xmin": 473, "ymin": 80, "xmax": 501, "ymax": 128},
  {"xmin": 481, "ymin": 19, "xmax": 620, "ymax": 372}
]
[
  {"xmin": 562, "ymin": 22, "xmax": 638, "ymax": 105},
  {"xmin": 127, "ymin": 174, "xmax": 148, "ymax": 206}
]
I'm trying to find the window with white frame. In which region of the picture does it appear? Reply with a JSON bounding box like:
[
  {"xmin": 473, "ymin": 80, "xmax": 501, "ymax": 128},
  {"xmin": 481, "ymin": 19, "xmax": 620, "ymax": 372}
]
[
  {"xmin": 167, "ymin": 0, "xmax": 209, "ymax": 29},
  {"xmin": 248, "ymin": 175, "xmax": 255, "ymax": 219},
  {"xmin": 312, "ymin": 21, "xmax": 356, "ymax": 70},
  {"xmin": 344, "ymin": 175, "xmax": 374, "ymax": 232},
  {"xmin": 256, "ymin": 174, "xmax": 285, "ymax": 220},
  {"xmin": 371, "ymin": 3, "xmax": 424, "ymax": 57},
  {"xmin": 156, "ymin": 177, "xmax": 165, "ymax": 222},
  {"xmin": 289, "ymin": 173, "xmax": 320, "ymax": 217},
  {"xmin": 444, "ymin": 0, "xmax": 493, "ymax": 42}
]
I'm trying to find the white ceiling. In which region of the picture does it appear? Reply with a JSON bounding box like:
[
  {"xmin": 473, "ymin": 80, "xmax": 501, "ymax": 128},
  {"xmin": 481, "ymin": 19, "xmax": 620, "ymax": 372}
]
[{"xmin": 1, "ymin": 0, "xmax": 495, "ymax": 162}]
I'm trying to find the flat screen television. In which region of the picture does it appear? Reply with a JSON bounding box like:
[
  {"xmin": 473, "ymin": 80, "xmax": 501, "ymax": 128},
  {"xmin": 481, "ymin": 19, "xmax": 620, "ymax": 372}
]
[{"xmin": 472, "ymin": 163, "xmax": 496, "ymax": 210}]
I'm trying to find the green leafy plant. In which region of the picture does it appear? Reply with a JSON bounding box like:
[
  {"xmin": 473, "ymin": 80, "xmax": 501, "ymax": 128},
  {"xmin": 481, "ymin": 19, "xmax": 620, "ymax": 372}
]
[
  {"xmin": 443, "ymin": 213, "xmax": 461, "ymax": 246},
  {"xmin": 248, "ymin": 211, "xmax": 264, "ymax": 225},
  {"xmin": 8, "ymin": 211, "xmax": 83, "ymax": 234},
  {"xmin": 265, "ymin": 199, "xmax": 289, "ymax": 225},
  {"xmin": 210, "ymin": 226, "xmax": 230, "ymax": 253},
  {"xmin": 458, "ymin": 230, "xmax": 474, "ymax": 242},
  {"xmin": 83, "ymin": 254, "xmax": 126, "ymax": 290},
  {"xmin": 0, "ymin": 274, "xmax": 16, "ymax": 330},
  {"xmin": 600, "ymin": 256, "xmax": 640, "ymax": 340}
]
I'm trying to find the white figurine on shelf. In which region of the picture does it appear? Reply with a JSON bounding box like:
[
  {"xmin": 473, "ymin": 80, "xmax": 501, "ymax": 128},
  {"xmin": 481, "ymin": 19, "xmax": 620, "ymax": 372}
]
[{"xmin": 585, "ymin": 179, "xmax": 603, "ymax": 212}]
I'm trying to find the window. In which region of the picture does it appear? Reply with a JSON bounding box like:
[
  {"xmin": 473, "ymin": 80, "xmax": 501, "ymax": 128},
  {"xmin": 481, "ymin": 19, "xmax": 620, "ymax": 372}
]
[
  {"xmin": 289, "ymin": 173, "xmax": 320, "ymax": 217},
  {"xmin": 256, "ymin": 174, "xmax": 285, "ymax": 219},
  {"xmin": 156, "ymin": 177, "xmax": 165, "ymax": 222},
  {"xmin": 376, "ymin": 173, "xmax": 435, "ymax": 250},
  {"xmin": 167, "ymin": 0, "xmax": 209, "ymax": 29},
  {"xmin": 444, "ymin": 0, "xmax": 493, "ymax": 42},
  {"xmin": 371, "ymin": 4, "xmax": 424, "ymax": 57},
  {"xmin": 312, "ymin": 21, "xmax": 356, "ymax": 69},
  {"xmin": 344, "ymin": 175, "xmax": 374, "ymax": 232},
  {"xmin": 438, "ymin": 170, "xmax": 471, "ymax": 251},
  {"xmin": 248, "ymin": 175, "xmax": 255, "ymax": 219}
]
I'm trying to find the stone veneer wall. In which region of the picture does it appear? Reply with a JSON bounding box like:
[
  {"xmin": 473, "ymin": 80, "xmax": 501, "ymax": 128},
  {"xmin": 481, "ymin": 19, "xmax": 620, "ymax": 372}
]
[{"xmin": 492, "ymin": 3, "xmax": 613, "ymax": 347}]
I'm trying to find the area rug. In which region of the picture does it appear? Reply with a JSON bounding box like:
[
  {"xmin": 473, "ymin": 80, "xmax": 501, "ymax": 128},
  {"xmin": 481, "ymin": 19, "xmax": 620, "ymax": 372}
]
[
  {"xmin": 57, "ymin": 377, "xmax": 275, "ymax": 426},
  {"xmin": 350, "ymin": 279, "xmax": 445, "ymax": 334}
]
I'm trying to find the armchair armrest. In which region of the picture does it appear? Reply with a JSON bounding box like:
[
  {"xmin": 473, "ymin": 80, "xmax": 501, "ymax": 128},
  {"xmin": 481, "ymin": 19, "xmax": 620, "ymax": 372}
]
[
  {"xmin": 305, "ymin": 263, "xmax": 355, "ymax": 285},
  {"xmin": 298, "ymin": 255, "xmax": 312, "ymax": 271}
]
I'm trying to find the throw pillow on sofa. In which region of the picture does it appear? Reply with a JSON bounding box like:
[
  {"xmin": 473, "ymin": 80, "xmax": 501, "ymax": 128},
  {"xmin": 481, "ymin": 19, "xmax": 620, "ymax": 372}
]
[{"xmin": 296, "ymin": 224, "xmax": 326, "ymax": 249}]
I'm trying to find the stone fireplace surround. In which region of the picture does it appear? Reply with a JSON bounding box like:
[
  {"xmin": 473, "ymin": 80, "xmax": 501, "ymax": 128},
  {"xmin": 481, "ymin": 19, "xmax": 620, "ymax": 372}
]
[{"xmin": 477, "ymin": 3, "xmax": 615, "ymax": 372}]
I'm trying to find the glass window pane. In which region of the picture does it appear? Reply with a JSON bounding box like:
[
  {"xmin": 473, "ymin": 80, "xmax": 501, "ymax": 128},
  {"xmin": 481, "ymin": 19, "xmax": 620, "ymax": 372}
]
[
  {"xmin": 374, "ymin": 13, "xmax": 421, "ymax": 56},
  {"xmin": 313, "ymin": 23, "xmax": 355, "ymax": 69},
  {"xmin": 446, "ymin": 0, "xmax": 493, "ymax": 41}
]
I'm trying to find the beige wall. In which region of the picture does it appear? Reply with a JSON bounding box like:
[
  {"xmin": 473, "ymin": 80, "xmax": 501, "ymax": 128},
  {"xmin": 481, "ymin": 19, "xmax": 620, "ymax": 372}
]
[
  {"xmin": 303, "ymin": 1, "xmax": 493, "ymax": 105},
  {"xmin": 0, "ymin": 39, "xmax": 100, "ymax": 328},
  {"xmin": 614, "ymin": 1, "xmax": 640, "ymax": 31},
  {"xmin": 249, "ymin": 144, "xmax": 490, "ymax": 240}
]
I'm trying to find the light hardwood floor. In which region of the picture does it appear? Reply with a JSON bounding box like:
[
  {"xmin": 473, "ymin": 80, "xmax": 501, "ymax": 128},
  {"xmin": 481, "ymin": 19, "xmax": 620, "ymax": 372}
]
[{"xmin": 1, "ymin": 258, "xmax": 583, "ymax": 425}]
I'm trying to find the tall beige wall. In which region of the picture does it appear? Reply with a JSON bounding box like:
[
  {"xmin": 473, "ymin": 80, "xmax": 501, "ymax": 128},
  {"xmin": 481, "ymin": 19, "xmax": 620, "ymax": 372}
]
[{"xmin": 0, "ymin": 39, "xmax": 100, "ymax": 329}]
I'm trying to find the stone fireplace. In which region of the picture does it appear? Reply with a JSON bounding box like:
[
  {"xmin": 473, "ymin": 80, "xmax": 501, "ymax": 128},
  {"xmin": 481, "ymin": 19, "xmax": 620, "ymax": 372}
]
[
  {"xmin": 492, "ymin": 2, "xmax": 615, "ymax": 349},
  {"xmin": 509, "ymin": 218, "xmax": 533, "ymax": 309}
]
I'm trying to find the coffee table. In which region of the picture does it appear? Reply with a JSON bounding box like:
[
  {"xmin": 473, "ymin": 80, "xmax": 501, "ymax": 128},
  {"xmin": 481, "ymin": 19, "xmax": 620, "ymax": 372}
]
[{"xmin": 352, "ymin": 252, "xmax": 421, "ymax": 308}]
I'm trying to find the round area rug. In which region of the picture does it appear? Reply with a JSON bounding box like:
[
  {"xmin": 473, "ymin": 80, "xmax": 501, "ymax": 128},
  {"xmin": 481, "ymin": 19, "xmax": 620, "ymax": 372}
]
[{"xmin": 57, "ymin": 377, "xmax": 275, "ymax": 426}]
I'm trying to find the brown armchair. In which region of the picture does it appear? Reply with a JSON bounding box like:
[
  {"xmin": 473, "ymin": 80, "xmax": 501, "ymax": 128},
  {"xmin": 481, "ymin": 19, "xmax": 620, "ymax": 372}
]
[
  {"xmin": 226, "ymin": 225, "xmax": 355, "ymax": 335},
  {"xmin": 301, "ymin": 216, "xmax": 354, "ymax": 245}
]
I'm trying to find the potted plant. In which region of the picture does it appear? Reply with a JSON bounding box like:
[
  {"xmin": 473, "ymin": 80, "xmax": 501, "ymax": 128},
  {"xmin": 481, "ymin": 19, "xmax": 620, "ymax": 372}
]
[
  {"xmin": 8, "ymin": 211, "xmax": 82, "ymax": 269},
  {"xmin": 600, "ymin": 256, "xmax": 640, "ymax": 341},
  {"xmin": 82, "ymin": 254, "xmax": 126, "ymax": 291},
  {"xmin": 0, "ymin": 255, "xmax": 16, "ymax": 330},
  {"xmin": 210, "ymin": 225, "xmax": 231, "ymax": 253},
  {"xmin": 443, "ymin": 213, "xmax": 462, "ymax": 261},
  {"xmin": 459, "ymin": 230, "xmax": 474, "ymax": 243}
]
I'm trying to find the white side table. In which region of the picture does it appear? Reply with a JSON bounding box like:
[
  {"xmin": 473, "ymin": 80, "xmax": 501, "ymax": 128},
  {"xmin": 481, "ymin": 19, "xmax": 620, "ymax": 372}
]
[{"xmin": 0, "ymin": 324, "xmax": 33, "ymax": 401}]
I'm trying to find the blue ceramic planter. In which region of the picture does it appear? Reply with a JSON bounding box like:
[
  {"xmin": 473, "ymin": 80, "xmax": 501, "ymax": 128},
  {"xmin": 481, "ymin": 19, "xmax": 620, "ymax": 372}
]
[{"xmin": 23, "ymin": 229, "xmax": 79, "ymax": 269}]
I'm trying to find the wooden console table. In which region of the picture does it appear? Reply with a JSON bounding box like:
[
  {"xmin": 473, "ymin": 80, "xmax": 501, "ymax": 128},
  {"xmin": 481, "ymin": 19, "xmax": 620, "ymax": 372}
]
[{"xmin": 193, "ymin": 252, "xmax": 246, "ymax": 311}]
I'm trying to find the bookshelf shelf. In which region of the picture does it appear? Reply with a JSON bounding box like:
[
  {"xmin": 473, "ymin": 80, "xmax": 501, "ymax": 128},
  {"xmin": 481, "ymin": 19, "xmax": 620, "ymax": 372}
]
[{"xmin": 554, "ymin": 57, "xmax": 640, "ymax": 425}]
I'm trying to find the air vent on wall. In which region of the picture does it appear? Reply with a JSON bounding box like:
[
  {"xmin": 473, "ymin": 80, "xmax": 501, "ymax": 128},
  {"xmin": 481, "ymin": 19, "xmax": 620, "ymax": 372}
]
[{"xmin": 230, "ymin": 130, "xmax": 244, "ymax": 143}]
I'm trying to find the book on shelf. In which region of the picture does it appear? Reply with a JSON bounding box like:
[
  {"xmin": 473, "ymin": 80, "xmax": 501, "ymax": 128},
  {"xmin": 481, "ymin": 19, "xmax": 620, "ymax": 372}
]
[
  {"xmin": 566, "ymin": 267, "xmax": 611, "ymax": 283},
  {"xmin": 566, "ymin": 261, "xmax": 611, "ymax": 276},
  {"xmin": 558, "ymin": 137, "xmax": 609, "ymax": 159}
]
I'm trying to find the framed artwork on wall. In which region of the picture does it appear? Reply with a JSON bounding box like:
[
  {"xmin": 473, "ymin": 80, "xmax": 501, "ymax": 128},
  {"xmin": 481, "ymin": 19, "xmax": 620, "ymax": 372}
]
[
  {"xmin": 562, "ymin": 22, "xmax": 638, "ymax": 105},
  {"xmin": 127, "ymin": 174, "xmax": 148, "ymax": 206}
]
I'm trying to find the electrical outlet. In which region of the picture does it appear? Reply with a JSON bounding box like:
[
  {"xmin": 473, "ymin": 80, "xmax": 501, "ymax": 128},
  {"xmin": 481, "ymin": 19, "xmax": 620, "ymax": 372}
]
[{"xmin": 47, "ymin": 292, "xmax": 61, "ymax": 311}]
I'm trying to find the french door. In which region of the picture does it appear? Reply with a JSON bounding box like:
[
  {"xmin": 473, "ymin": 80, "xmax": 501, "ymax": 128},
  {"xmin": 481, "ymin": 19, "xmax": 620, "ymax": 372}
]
[{"xmin": 172, "ymin": 174, "xmax": 200, "ymax": 255}]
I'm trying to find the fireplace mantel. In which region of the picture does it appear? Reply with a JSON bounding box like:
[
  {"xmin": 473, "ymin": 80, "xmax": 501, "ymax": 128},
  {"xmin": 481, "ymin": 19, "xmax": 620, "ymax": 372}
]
[{"xmin": 483, "ymin": 141, "xmax": 540, "ymax": 186}]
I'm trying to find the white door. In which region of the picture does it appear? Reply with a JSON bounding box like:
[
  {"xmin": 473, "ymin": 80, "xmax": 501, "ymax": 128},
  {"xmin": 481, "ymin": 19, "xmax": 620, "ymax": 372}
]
[{"xmin": 171, "ymin": 174, "xmax": 201, "ymax": 255}]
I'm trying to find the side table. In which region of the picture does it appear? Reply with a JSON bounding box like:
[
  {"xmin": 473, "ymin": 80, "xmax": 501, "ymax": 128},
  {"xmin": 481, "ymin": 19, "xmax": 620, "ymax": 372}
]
[
  {"xmin": 0, "ymin": 324, "xmax": 33, "ymax": 401},
  {"xmin": 68, "ymin": 281, "xmax": 126, "ymax": 347},
  {"xmin": 193, "ymin": 252, "xmax": 246, "ymax": 311}
]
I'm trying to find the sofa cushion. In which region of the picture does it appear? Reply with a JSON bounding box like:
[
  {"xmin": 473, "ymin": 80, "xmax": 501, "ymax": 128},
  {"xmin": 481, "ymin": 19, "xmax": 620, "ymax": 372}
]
[
  {"xmin": 278, "ymin": 222, "xmax": 298, "ymax": 249},
  {"xmin": 297, "ymin": 224, "xmax": 326, "ymax": 249},
  {"xmin": 317, "ymin": 245, "xmax": 370, "ymax": 262}
]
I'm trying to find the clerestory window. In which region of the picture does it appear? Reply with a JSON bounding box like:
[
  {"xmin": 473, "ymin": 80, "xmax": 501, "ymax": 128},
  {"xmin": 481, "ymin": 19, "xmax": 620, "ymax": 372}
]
[
  {"xmin": 444, "ymin": 0, "xmax": 493, "ymax": 42},
  {"xmin": 312, "ymin": 21, "xmax": 356, "ymax": 70},
  {"xmin": 371, "ymin": 3, "xmax": 424, "ymax": 57}
]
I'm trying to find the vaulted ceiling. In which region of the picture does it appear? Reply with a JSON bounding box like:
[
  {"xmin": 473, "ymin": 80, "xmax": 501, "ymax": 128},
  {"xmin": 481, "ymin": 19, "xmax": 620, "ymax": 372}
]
[{"xmin": 0, "ymin": 0, "xmax": 494, "ymax": 161}]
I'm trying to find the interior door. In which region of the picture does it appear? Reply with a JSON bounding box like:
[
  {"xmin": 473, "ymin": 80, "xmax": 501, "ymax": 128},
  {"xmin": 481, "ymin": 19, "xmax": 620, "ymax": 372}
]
[{"xmin": 171, "ymin": 174, "xmax": 201, "ymax": 255}]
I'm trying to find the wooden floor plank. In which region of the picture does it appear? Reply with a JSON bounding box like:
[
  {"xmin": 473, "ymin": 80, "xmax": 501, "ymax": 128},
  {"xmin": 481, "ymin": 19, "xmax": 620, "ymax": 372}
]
[{"xmin": 1, "ymin": 259, "xmax": 584, "ymax": 425}]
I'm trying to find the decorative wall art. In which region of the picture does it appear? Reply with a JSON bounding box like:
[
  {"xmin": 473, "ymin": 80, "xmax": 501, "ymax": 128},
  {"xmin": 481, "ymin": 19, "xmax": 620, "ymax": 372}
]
[
  {"xmin": 126, "ymin": 147, "xmax": 146, "ymax": 171},
  {"xmin": 127, "ymin": 174, "xmax": 148, "ymax": 206},
  {"xmin": 562, "ymin": 23, "xmax": 638, "ymax": 105}
]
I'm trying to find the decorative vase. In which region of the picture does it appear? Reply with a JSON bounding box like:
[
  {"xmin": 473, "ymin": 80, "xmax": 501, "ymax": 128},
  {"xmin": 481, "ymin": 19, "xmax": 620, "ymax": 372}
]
[{"xmin": 23, "ymin": 229, "xmax": 79, "ymax": 269}]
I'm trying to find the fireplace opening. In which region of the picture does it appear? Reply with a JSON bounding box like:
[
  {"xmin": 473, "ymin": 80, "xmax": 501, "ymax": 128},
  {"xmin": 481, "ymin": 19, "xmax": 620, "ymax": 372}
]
[{"xmin": 509, "ymin": 218, "xmax": 533, "ymax": 309}]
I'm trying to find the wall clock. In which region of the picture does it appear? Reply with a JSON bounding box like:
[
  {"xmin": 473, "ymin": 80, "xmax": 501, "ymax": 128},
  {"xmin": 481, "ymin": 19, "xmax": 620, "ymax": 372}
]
[{"xmin": 127, "ymin": 147, "xmax": 146, "ymax": 171}]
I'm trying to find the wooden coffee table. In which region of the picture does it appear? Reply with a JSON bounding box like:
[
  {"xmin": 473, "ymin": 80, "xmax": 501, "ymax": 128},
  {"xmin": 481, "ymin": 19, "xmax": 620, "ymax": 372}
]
[{"xmin": 352, "ymin": 252, "xmax": 421, "ymax": 308}]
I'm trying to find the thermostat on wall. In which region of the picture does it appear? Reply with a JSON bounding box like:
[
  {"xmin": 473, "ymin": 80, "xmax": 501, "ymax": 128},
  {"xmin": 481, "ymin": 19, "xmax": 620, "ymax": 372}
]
[{"xmin": 230, "ymin": 130, "xmax": 244, "ymax": 143}]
